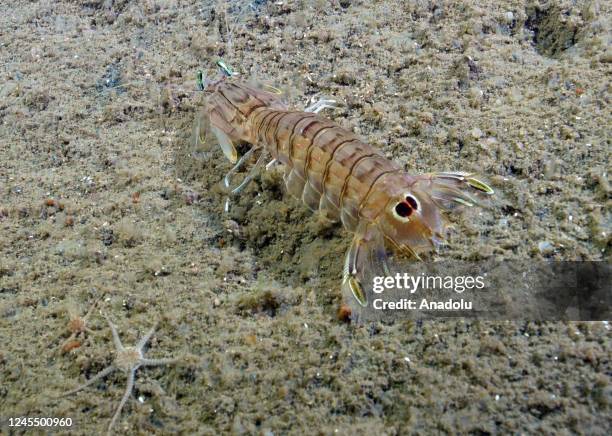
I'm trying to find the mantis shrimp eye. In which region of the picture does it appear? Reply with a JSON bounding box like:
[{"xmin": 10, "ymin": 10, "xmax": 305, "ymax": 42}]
[
  {"xmin": 394, "ymin": 202, "xmax": 413, "ymax": 218},
  {"xmin": 405, "ymin": 195, "xmax": 419, "ymax": 210}
]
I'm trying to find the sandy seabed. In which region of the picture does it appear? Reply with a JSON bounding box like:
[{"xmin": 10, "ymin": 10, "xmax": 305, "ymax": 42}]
[{"xmin": 1, "ymin": 0, "xmax": 610, "ymax": 434}]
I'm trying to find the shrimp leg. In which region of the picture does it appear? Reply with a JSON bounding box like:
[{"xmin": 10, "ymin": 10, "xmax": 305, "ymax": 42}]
[
  {"xmin": 342, "ymin": 224, "xmax": 391, "ymax": 307},
  {"xmin": 211, "ymin": 124, "xmax": 238, "ymax": 163},
  {"xmin": 416, "ymin": 171, "xmax": 494, "ymax": 210},
  {"xmin": 305, "ymin": 97, "xmax": 339, "ymax": 114},
  {"xmin": 223, "ymin": 147, "xmax": 268, "ymax": 212}
]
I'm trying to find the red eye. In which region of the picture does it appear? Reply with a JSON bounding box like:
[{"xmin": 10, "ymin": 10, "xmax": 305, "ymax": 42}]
[
  {"xmin": 395, "ymin": 202, "xmax": 413, "ymax": 218},
  {"xmin": 405, "ymin": 195, "xmax": 418, "ymax": 210}
]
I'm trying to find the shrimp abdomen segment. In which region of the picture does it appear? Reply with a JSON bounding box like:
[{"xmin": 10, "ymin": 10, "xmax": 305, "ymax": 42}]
[
  {"xmin": 307, "ymin": 128, "xmax": 358, "ymax": 194},
  {"xmin": 252, "ymin": 109, "xmax": 403, "ymax": 230}
]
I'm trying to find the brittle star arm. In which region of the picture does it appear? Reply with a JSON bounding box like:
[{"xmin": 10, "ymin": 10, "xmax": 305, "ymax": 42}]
[
  {"xmin": 141, "ymin": 357, "xmax": 180, "ymax": 366},
  {"xmin": 106, "ymin": 316, "xmax": 125, "ymax": 352},
  {"xmin": 136, "ymin": 323, "xmax": 158, "ymax": 350},
  {"xmin": 62, "ymin": 365, "xmax": 116, "ymax": 397},
  {"xmin": 81, "ymin": 301, "xmax": 100, "ymax": 336},
  {"xmin": 83, "ymin": 297, "xmax": 100, "ymax": 321},
  {"xmin": 107, "ymin": 367, "xmax": 137, "ymax": 436}
]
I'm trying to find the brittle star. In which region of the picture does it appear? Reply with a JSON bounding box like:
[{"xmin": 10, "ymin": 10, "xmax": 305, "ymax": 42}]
[
  {"xmin": 61, "ymin": 316, "xmax": 178, "ymax": 435},
  {"xmin": 55, "ymin": 298, "xmax": 100, "ymax": 355}
]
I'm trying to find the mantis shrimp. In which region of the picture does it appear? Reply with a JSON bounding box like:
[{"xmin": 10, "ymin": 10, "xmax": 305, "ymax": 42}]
[{"xmin": 196, "ymin": 65, "xmax": 494, "ymax": 309}]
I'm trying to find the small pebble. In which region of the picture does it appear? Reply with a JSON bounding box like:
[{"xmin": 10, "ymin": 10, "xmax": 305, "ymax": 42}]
[
  {"xmin": 538, "ymin": 241, "xmax": 554, "ymax": 255},
  {"xmin": 470, "ymin": 127, "xmax": 483, "ymax": 139}
]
